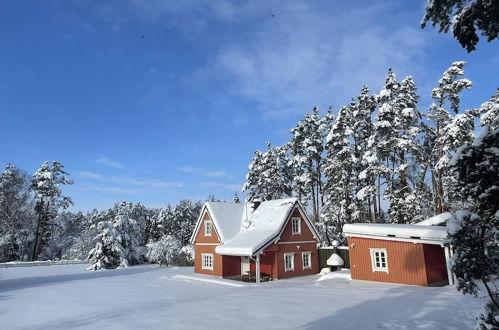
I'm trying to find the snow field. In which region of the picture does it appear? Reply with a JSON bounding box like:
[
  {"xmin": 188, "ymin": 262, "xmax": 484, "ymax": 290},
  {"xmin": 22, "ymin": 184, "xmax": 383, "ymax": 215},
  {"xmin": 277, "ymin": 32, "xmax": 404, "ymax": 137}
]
[{"xmin": 0, "ymin": 264, "xmax": 482, "ymax": 329}]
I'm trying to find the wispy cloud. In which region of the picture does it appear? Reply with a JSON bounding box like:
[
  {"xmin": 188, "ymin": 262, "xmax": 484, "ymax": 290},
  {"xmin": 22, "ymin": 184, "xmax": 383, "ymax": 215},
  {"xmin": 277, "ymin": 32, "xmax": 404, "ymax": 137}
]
[
  {"xmin": 76, "ymin": 171, "xmax": 103, "ymax": 179},
  {"xmin": 95, "ymin": 156, "xmax": 125, "ymax": 168},
  {"xmin": 201, "ymin": 181, "xmax": 242, "ymax": 192},
  {"xmin": 179, "ymin": 166, "xmax": 230, "ymax": 178},
  {"xmin": 76, "ymin": 184, "xmax": 140, "ymax": 194},
  {"xmin": 111, "ymin": 177, "xmax": 183, "ymax": 188}
]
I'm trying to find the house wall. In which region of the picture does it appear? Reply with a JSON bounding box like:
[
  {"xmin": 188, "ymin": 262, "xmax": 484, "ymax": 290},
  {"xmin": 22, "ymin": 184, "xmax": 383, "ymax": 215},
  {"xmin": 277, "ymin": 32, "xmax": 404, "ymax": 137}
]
[
  {"xmin": 347, "ymin": 237, "xmax": 430, "ymax": 286},
  {"xmin": 249, "ymin": 251, "xmax": 277, "ymax": 278},
  {"xmin": 279, "ymin": 208, "xmax": 316, "ymax": 242},
  {"xmin": 222, "ymin": 255, "xmax": 241, "ymax": 277},
  {"xmin": 194, "ymin": 245, "xmax": 223, "ymax": 276},
  {"xmin": 193, "ymin": 209, "xmax": 223, "ymax": 276},
  {"xmin": 423, "ymin": 244, "xmax": 448, "ymax": 284}
]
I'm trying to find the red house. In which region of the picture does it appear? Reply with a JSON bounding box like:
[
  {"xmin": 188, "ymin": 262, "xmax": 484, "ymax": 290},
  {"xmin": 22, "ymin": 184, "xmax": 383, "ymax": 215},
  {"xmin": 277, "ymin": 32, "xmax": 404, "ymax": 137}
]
[
  {"xmin": 343, "ymin": 223, "xmax": 453, "ymax": 286},
  {"xmin": 190, "ymin": 198, "xmax": 320, "ymax": 282}
]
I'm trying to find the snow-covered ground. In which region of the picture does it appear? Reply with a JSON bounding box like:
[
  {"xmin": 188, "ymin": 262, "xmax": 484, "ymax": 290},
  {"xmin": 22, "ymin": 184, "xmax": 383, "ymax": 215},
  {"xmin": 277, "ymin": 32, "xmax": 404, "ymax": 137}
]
[{"xmin": 0, "ymin": 265, "xmax": 481, "ymax": 329}]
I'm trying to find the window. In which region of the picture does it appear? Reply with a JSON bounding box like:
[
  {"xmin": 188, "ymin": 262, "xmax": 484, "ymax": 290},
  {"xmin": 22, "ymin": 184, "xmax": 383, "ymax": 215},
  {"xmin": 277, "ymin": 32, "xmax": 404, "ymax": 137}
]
[
  {"xmin": 291, "ymin": 217, "xmax": 301, "ymax": 235},
  {"xmin": 302, "ymin": 252, "xmax": 312, "ymax": 269},
  {"xmin": 204, "ymin": 220, "xmax": 213, "ymax": 236},
  {"xmin": 284, "ymin": 252, "xmax": 294, "ymax": 272},
  {"xmin": 370, "ymin": 248, "xmax": 388, "ymax": 272},
  {"xmin": 202, "ymin": 253, "xmax": 213, "ymax": 270}
]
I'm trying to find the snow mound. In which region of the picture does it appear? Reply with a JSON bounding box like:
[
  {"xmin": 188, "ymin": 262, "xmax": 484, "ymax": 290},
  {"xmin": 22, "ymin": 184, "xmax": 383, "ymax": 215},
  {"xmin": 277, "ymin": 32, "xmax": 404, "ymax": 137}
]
[{"xmin": 326, "ymin": 253, "xmax": 344, "ymax": 266}]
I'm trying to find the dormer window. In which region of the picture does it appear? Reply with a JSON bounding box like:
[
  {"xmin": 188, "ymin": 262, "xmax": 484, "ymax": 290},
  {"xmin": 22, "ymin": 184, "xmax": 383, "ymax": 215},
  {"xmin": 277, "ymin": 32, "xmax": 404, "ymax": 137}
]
[
  {"xmin": 204, "ymin": 221, "xmax": 213, "ymax": 236},
  {"xmin": 291, "ymin": 217, "xmax": 301, "ymax": 235}
]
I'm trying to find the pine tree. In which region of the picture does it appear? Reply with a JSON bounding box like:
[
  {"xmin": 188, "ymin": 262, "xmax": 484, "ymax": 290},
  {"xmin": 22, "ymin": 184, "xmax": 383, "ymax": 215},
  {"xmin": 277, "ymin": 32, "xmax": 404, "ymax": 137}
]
[
  {"xmin": 479, "ymin": 88, "xmax": 499, "ymax": 131},
  {"xmin": 0, "ymin": 165, "xmax": 34, "ymax": 262},
  {"xmin": 30, "ymin": 161, "xmax": 73, "ymax": 261},
  {"xmin": 323, "ymin": 105, "xmax": 357, "ymax": 237},
  {"xmin": 447, "ymin": 128, "xmax": 499, "ymax": 329},
  {"xmin": 88, "ymin": 218, "xmax": 127, "ymax": 270},
  {"xmin": 426, "ymin": 61, "xmax": 473, "ymax": 213},
  {"xmin": 351, "ymin": 87, "xmax": 378, "ymax": 221},
  {"xmin": 288, "ymin": 105, "xmax": 329, "ymax": 221}
]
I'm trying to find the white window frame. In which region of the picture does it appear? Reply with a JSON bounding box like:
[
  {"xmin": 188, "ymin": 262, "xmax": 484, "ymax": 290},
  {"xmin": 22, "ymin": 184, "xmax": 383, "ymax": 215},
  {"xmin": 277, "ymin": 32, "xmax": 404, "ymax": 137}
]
[
  {"xmin": 302, "ymin": 251, "xmax": 312, "ymax": 269},
  {"xmin": 291, "ymin": 217, "xmax": 301, "ymax": 235},
  {"xmin": 370, "ymin": 248, "xmax": 388, "ymax": 273},
  {"xmin": 204, "ymin": 220, "xmax": 213, "ymax": 236},
  {"xmin": 201, "ymin": 253, "xmax": 213, "ymax": 270},
  {"xmin": 284, "ymin": 252, "xmax": 295, "ymax": 272}
]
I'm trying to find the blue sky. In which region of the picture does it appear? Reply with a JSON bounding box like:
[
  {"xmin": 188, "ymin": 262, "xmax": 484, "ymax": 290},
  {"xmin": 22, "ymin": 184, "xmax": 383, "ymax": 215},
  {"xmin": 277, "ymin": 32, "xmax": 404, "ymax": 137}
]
[{"xmin": 1, "ymin": 0, "xmax": 498, "ymax": 211}]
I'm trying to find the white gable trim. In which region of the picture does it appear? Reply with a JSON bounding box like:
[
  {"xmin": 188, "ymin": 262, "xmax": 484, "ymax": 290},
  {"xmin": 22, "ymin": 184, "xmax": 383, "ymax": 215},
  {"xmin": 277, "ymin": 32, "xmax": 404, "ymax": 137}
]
[{"xmin": 189, "ymin": 205, "xmax": 222, "ymax": 244}]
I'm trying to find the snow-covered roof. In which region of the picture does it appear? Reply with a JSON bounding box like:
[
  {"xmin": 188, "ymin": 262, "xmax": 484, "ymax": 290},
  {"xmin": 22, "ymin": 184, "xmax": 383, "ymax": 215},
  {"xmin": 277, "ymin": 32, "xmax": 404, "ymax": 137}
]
[
  {"xmin": 204, "ymin": 202, "xmax": 246, "ymax": 242},
  {"xmin": 191, "ymin": 197, "xmax": 317, "ymax": 255},
  {"xmin": 216, "ymin": 198, "xmax": 299, "ymax": 256},
  {"xmin": 415, "ymin": 212, "xmax": 452, "ymax": 226},
  {"xmin": 343, "ymin": 223, "xmax": 447, "ymax": 243}
]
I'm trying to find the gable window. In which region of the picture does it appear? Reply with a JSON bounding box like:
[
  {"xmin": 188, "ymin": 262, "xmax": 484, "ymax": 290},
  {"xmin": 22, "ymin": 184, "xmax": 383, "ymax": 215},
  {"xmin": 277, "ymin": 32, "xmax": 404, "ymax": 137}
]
[
  {"xmin": 370, "ymin": 248, "xmax": 388, "ymax": 273},
  {"xmin": 202, "ymin": 253, "xmax": 213, "ymax": 270},
  {"xmin": 302, "ymin": 252, "xmax": 312, "ymax": 269},
  {"xmin": 284, "ymin": 252, "xmax": 295, "ymax": 272},
  {"xmin": 204, "ymin": 220, "xmax": 213, "ymax": 236},
  {"xmin": 291, "ymin": 217, "xmax": 301, "ymax": 235}
]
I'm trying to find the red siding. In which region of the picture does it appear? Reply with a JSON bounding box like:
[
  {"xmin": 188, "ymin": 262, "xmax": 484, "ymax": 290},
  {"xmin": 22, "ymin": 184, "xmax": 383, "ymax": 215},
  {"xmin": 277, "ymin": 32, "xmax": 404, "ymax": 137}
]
[
  {"xmin": 279, "ymin": 208, "xmax": 316, "ymax": 242},
  {"xmin": 222, "ymin": 256, "xmax": 241, "ymax": 277},
  {"xmin": 250, "ymin": 251, "xmax": 277, "ymax": 278},
  {"xmin": 275, "ymin": 242, "xmax": 319, "ymax": 279},
  {"xmin": 348, "ymin": 237, "xmax": 429, "ymax": 286},
  {"xmin": 193, "ymin": 209, "xmax": 222, "ymax": 276},
  {"xmin": 348, "ymin": 237, "xmax": 449, "ymax": 286},
  {"xmin": 423, "ymin": 244, "xmax": 448, "ymax": 284}
]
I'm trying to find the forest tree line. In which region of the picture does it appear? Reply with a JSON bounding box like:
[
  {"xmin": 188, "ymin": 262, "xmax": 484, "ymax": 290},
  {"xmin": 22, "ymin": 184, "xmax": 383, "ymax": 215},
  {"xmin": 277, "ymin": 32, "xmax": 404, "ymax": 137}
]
[
  {"xmin": 242, "ymin": 61, "xmax": 498, "ymax": 244},
  {"xmin": 0, "ymin": 163, "xmax": 209, "ymax": 267}
]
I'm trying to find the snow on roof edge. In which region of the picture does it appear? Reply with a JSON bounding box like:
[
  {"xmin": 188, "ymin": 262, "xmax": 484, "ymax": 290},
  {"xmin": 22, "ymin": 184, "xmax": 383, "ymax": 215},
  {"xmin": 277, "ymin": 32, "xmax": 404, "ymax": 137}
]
[{"xmin": 343, "ymin": 223, "xmax": 448, "ymax": 242}]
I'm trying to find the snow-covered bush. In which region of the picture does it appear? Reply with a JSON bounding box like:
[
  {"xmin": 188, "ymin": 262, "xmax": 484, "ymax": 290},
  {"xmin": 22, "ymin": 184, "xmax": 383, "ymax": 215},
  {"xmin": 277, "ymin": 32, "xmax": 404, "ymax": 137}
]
[{"xmin": 146, "ymin": 235, "xmax": 181, "ymax": 266}]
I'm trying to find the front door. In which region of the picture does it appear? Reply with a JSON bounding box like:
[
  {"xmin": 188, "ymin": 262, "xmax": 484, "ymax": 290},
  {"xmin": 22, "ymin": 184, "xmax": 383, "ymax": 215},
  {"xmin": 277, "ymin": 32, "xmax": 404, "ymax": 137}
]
[{"xmin": 241, "ymin": 256, "xmax": 250, "ymax": 275}]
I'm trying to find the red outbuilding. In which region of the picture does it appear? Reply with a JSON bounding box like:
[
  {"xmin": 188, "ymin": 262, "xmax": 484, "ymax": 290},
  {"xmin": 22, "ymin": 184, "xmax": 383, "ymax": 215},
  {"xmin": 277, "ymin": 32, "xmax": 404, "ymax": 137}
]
[
  {"xmin": 190, "ymin": 198, "xmax": 320, "ymax": 282},
  {"xmin": 343, "ymin": 222, "xmax": 453, "ymax": 286}
]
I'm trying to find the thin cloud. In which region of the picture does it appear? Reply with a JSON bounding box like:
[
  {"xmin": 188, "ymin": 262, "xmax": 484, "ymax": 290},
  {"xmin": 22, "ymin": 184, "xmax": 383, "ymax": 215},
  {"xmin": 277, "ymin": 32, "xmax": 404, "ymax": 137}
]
[
  {"xmin": 201, "ymin": 181, "xmax": 242, "ymax": 191},
  {"xmin": 179, "ymin": 166, "xmax": 230, "ymax": 178},
  {"xmin": 76, "ymin": 171, "xmax": 103, "ymax": 179},
  {"xmin": 95, "ymin": 156, "xmax": 125, "ymax": 168}
]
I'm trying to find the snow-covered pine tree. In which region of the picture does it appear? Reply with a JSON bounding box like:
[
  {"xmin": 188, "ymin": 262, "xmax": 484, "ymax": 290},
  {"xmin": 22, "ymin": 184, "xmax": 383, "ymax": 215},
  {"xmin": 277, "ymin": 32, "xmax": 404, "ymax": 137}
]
[
  {"xmin": 146, "ymin": 234, "xmax": 181, "ymax": 266},
  {"xmin": 386, "ymin": 76, "xmax": 424, "ymax": 223},
  {"xmin": 426, "ymin": 61, "xmax": 473, "ymax": 213},
  {"xmin": 88, "ymin": 218, "xmax": 127, "ymax": 270},
  {"xmin": 351, "ymin": 86, "xmax": 378, "ymax": 222},
  {"xmin": 447, "ymin": 128, "xmax": 499, "ymax": 330},
  {"xmin": 30, "ymin": 161, "xmax": 73, "ymax": 261},
  {"xmin": 243, "ymin": 142, "xmax": 292, "ymax": 201},
  {"xmin": 323, "ymin": 104, "xmax": 362, "ymax": 240},
  {"xmin": 288, "ymin": 105, "xmax": 329, "ymax": 221},
  {"xmin": 479, "ymin": 88, "xmax": 499, "ymax": 131},
  {"xmin": 0, "ymin": 165, "xmax": 34, "ymax": 262}
]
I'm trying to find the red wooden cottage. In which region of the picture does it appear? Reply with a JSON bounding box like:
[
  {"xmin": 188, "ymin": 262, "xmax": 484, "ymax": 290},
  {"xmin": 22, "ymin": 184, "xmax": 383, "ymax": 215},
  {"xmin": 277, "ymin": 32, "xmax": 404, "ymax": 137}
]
[
  {"xmin": 343, "ymin": 222, "xmax": 453, "ymax": 286},
  {"xmin": 190, "ymin": 197, "xmax": 320, "ymax": 282}
]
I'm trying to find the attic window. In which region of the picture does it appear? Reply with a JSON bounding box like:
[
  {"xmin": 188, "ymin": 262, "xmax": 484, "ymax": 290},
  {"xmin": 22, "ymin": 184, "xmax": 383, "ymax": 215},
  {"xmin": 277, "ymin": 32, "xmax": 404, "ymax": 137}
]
[
  {"xmin": 291, "ymin": 217, "xmax": 301, "ymax": 235},
  {"xmin": 204, "ymin": 221, "xmax": 213, "ymax": 236}
]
